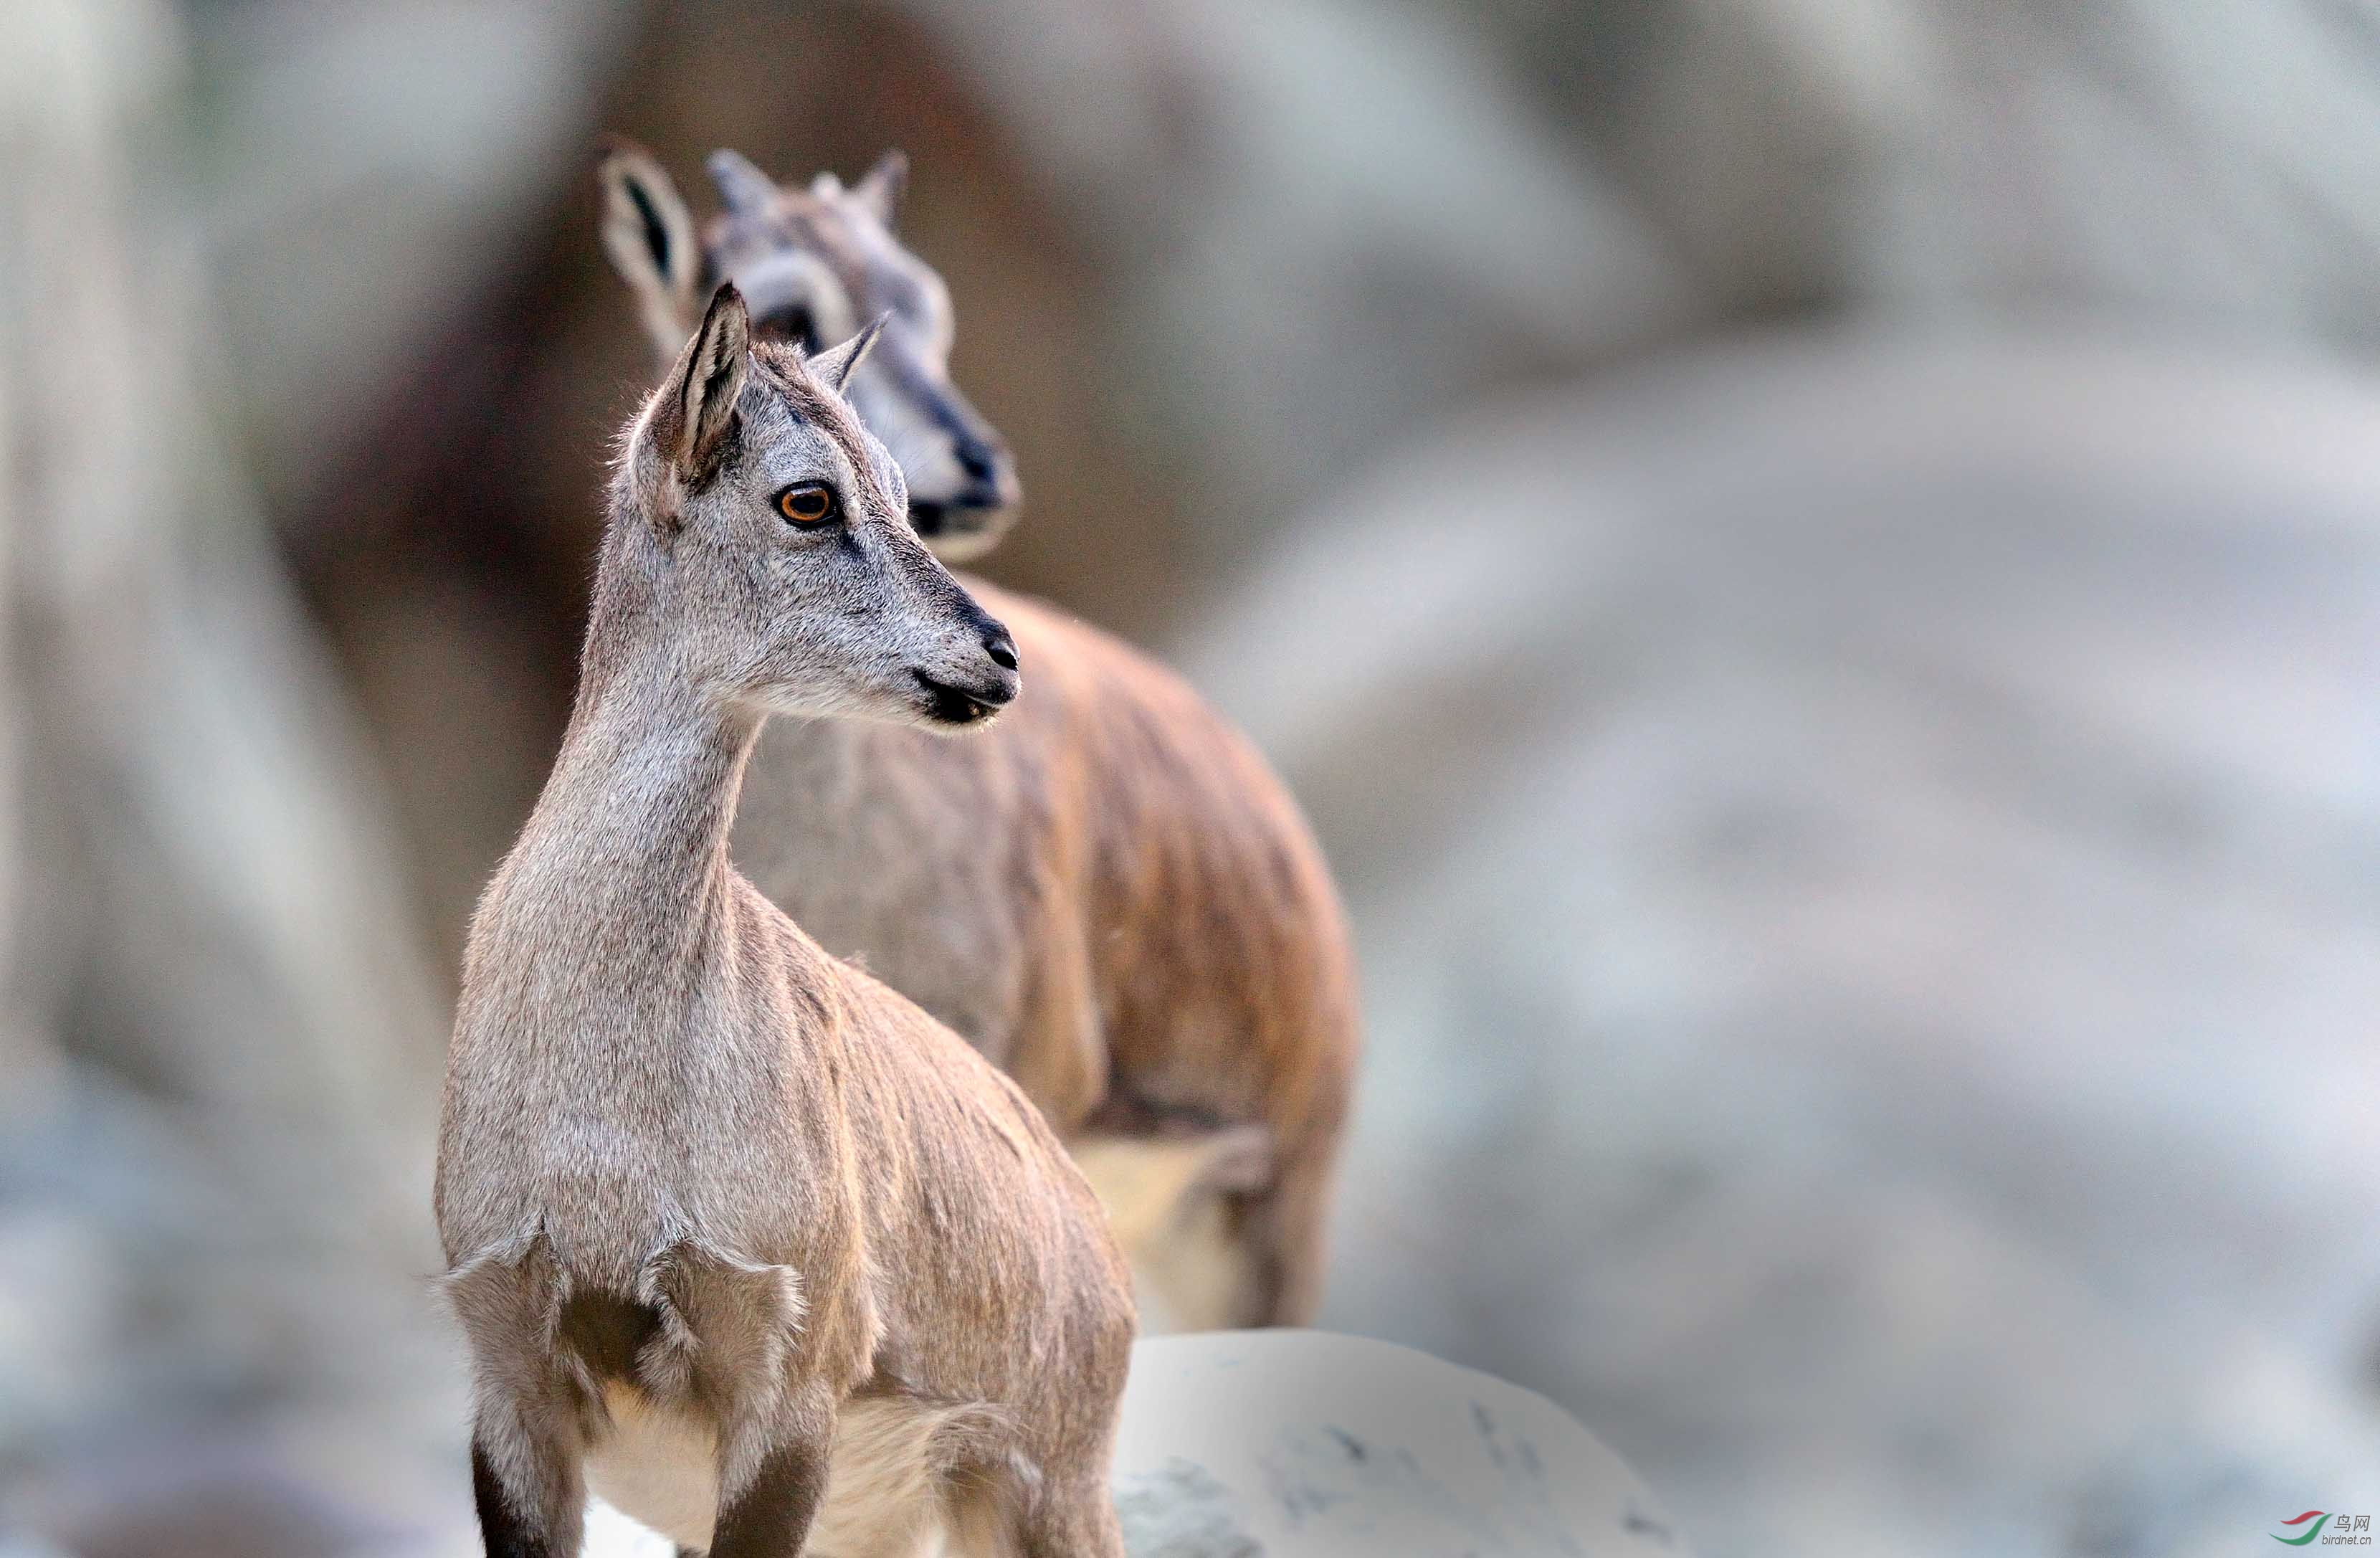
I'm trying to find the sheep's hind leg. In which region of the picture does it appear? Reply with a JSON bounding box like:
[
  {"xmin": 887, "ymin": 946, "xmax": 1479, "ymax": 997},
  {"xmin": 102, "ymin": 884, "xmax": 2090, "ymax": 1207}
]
[{"xmin": 1017, "ymin": 1470, "xmax": 1125, "ymax": 1558}]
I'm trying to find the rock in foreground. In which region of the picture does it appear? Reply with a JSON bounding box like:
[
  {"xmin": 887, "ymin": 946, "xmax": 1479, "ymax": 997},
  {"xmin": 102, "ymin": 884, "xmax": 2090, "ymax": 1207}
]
[{"xmin": 1113, "ymin": 1330, "xmax": 1684, "ymax": 1557}]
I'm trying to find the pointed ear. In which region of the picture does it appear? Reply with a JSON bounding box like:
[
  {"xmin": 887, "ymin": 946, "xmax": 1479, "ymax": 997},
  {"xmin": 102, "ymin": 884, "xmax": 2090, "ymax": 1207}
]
[
  {"xmin": 598, "ymin": 138, "xmax": 698, "ymax": 352},
  {"xmin": 705, "ymin": 148, "xmax": 779, "ymax": 217},
  {"xmin": 852, "ymin": 150, "xmax": 908, "ymax": 224},
  {"xmin": 652, "ymin": 283, "xmax": 751, "ymax": 496},
  {"xmin": 804, "ymin": 315, "xmax": 887, "ymax": 394}
]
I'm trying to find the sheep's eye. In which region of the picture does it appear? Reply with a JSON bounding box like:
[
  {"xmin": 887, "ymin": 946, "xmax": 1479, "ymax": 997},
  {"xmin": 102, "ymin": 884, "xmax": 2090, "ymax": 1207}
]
[{"xmin": 776, "ymin": 483, "xmax": 839, "ymax": 527}]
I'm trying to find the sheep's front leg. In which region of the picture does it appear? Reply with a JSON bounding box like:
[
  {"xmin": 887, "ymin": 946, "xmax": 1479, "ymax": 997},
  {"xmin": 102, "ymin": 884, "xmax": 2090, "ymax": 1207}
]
[{"xmin": 470, "ymin": 1410, "xmax": 585, "ymax": 1558}]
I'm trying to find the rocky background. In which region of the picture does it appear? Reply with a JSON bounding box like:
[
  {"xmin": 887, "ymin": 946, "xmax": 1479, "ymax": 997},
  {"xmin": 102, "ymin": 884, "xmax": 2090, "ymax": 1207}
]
[{"xmin": 5, "ymin": 1, "xmax": 2380, "ymax": 1555}]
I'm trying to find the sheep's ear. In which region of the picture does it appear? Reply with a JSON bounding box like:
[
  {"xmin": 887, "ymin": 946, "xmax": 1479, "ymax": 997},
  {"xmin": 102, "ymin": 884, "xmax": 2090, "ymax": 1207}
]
[
  {"xmin": 804, "ymin": 314, "xmax": 887, "ymax": 394},
  {"xmin": 598, "ymin": 137, "xmax": 699, "ymax": 355},
  {"xmin": 852, "ymin": 149, "xmax": 908, "ymax": 224},
  {"xmin": 649, "ymin": 283, "xmax": 750, "ymax": 500}
]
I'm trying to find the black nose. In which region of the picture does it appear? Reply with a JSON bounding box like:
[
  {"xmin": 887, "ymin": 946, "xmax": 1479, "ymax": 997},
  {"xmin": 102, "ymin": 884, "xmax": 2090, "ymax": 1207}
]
[
  {"xmin": 954, "ymin": 437, "xmax": 1002, "ymax": 485},
  {"xmin": 983, "ymin": 628, "xmax": 1019, "ymax": 671}
]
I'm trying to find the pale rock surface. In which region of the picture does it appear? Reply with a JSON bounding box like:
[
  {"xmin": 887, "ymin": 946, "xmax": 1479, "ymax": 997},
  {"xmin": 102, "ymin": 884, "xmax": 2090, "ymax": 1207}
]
[{"xmin": 1110, "ymin": 1330, "xmax": 1685, "ymax": 1558}]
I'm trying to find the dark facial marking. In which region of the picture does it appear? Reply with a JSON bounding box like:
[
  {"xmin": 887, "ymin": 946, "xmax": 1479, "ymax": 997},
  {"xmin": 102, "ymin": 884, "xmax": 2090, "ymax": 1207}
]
[
  {"xmin": 753, "ymin": 300, "xmax": 817, "ymax": 349},
  {"xmin": 873, "ymin": 338, "xmax": 1006, "ymax": 495}
]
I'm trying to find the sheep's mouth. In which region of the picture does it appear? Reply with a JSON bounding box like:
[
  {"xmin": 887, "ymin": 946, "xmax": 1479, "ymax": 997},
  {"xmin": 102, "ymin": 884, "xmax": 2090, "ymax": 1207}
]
[{"xmin": 912, "ymin": 669, "xmax": 1009, "ymax": 726}]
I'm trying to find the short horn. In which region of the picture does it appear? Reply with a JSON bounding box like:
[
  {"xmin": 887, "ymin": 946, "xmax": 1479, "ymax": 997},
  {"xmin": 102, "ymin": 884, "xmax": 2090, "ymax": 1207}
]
[{"xmin": 707, "ymin": 148, "xmax": 779, "ymax": 216}]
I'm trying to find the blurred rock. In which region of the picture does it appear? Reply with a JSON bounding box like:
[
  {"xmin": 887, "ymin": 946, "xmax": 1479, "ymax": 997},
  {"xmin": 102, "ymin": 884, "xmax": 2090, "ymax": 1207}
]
[
  {"xmin": 191, "ymin": 0, "xmax": 630, "ymax": 512},
  {"xmin": 0, "ymin": 0, "xmax": 461, "ymax": 1547},
  {"xmin": 1495, "ymin": 0, "xmax": 2380, "ymax": 335},
  {"xmin": 883, "ymin": 0, "xmax": 1692, "ymax": 536},
  {"xmin": 1189, "ymin": 329, "xmax": 2380, "ymax": 1557}
]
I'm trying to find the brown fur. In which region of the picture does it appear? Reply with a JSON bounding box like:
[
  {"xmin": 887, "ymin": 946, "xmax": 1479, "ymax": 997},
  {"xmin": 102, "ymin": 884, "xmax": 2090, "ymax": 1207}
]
[
  {"xmin": 733, "ymin": 587, "xmax": 1358, "ymax": 1326},
  {"xmin": 601, "ymin": 143, "xmax": 1364, "ymax": 1327},
  {"xmin": 436, "ymin": 287, "xmax": 1133, "ymax": 1555}
]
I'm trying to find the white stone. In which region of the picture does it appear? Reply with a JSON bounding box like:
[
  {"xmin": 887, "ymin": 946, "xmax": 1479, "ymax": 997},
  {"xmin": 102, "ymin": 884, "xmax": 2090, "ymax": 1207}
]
[{"xmin": 1113, "ymin": 1330, "xmax": 1685, "ymax": 1557}]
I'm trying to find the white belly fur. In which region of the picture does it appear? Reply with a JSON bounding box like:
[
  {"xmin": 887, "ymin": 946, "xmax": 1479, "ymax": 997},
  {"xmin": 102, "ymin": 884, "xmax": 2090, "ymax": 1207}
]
[
  {"xmin": 586, "ymin": 1384, "xmax": 719, "ymax": 1549},
  {"xmin": 586, "ymin": 1385, "xmax": 1001, "ymax": 1557}
]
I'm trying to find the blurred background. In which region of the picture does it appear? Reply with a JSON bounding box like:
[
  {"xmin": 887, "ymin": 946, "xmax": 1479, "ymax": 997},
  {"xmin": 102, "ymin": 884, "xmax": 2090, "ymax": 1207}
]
[{"xmin": 6, "ymin": 0, "xmax": 2380, "ymax": 1554}]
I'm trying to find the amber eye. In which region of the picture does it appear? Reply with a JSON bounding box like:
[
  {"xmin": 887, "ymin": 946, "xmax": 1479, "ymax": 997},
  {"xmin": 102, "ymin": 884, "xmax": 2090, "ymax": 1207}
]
[{"xmin": 776, "ymin": 483, "xmax": 839, "ymax": 527}]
